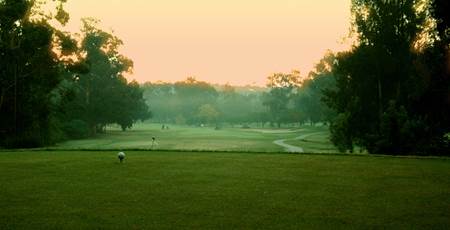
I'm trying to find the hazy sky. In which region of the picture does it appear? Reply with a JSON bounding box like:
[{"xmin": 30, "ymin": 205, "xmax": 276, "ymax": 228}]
[{"xmin": 64, "ymin": 0, "xmax": 352, "ymax": 86}]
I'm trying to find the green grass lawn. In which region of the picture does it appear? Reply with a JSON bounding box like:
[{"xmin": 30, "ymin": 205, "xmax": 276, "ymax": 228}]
[
  {"xmin": 54, "ymin": 123, "xmax": 331, "ymax": 153},
  {"xmin": 1, "ymin": 151, "xmax": 449, "ymax": 229}
]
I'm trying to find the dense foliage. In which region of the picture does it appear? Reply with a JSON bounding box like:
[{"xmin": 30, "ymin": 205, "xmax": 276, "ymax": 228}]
[
  {"xmin": 262, "ymin": 56, "xmax": 337, "ymax": 128},
  {"xmin": 0, "ymin": 1, "xmax": 150, "ymax": 147},
  {"xmin": 263, "ymin": 71, "xmax": 302, "ymax": 127},
  {"xmin": 143, "ymin": 65, "xmax": 335, "ymax": 129},
  {"xmin": 0, "ymin": 0, "xmax": 72, "ymax": 147},
  {"xmin": 324, "ymin": 0, "xmax": 450, "ymax": 155},
  {"xmin": 142, "ymin": 78, "xmax": 266, "ymax": 126},
  {"xmin": 61, "ymin": 18, "xmax": 150, "ymax": 136}
]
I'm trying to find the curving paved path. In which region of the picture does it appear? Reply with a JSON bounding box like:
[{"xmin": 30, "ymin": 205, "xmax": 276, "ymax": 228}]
[
  {"xmin": 273, "ymin": 139, "xmax": 304, "ymax": 152},
  {"xmin": 273, "ymin": 132, "xmax": 325, "ymax": 153}
]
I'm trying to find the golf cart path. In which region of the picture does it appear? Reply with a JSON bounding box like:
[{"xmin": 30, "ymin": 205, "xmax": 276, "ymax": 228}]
[{"xmin": 273, "ymin": 132, "xmax": 325, "ymax": 153}]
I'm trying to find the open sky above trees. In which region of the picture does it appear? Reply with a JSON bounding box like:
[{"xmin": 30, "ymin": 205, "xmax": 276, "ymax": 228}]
[{"xmin": 63, "ymin": 0, "xmax": 352, "ymax": 85}]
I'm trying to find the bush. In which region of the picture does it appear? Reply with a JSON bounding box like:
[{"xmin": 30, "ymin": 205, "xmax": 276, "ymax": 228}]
[
  {"xmin": 62, "ymin": 119, "xmax": 90, "ymax": 139},
  {"xmin": 330, "ymin": 113, "xmax": 354, "ymax": 153}
]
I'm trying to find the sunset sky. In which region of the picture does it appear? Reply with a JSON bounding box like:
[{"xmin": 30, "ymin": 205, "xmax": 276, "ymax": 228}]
[{"xmin": 64, "ymin": 0, "xmax": 352, "ymax": 86}]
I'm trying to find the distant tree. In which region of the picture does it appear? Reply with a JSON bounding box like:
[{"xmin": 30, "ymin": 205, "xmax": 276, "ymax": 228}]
[
  {"xmin": 143, "ymin": 78, "xmax": 218, "ymax": 124},
  {"xmin": 174, "ymin": 77, "xmax": 218, "ymax": 124},
  {"xmin": 197, "ymin": 104, "xmax": 220, "ymax": 125},
  {"xmin": 295, "ymin": 52, "xmax": 337, "ymax": 125},
  {"xmin": 142, "ymin": 82, "xmax": 176, "ymax": 123},
  {"xmin": 263, "ymin": 70, "xmax": 302, "ymax": 127},
  {"xmin": 215, "ymin": 84, "xmax": 264, "ymax": 126},
  {"xmin": 142, "ymin": 80, "xmax": 268, "ymax": 126},
  {"xmin": 114, "ymin": 81, "xmax": 152, "ymax": 131}
]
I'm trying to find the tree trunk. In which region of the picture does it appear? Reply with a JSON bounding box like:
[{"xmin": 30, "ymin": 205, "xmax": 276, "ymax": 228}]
[
  {"xmin": 13, "ymin": 62, "xmax": 17, "ymax": 137},
  {"xmin": 377, "ymin": 76, "xmax": 383, "ymax": 119},
  {"xmin": 89, "ymin": 123, "xmax": 96, "ymax": 136},
  {"xmin": 0, "ymin": 89, "xmax": 4, "ymax": 112}
]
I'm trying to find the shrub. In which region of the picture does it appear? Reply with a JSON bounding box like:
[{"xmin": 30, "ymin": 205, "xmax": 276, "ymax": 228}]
[{"xmin": 63, "ymin": 119, "xmax": 90, "ymax": 139}]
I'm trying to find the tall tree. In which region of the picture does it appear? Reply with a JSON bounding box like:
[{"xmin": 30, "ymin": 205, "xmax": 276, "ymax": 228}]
[
  {"xmin": 263, "ymin": 70, "xmax": 302, "ymax": 127},
  {"xmin": 0, "ymin": 0, "xmax": 76, "ymax": 147},
  {"xmin": 295, "ymin": 52, "xmax": 337, "ymax": 125},
  {"xmin": 64, "ymin": 18, "xmax": 150, "ymax": 135},
  {"xmin": 325, "ymin": 0, "xmax": 449, "ymax": 154},
  {"xmin": 414, "ymin": 0, "xmax": 450, "ymax": 152}
]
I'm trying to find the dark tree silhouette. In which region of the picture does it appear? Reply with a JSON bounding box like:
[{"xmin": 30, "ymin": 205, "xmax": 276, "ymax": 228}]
[
  {"xmin": 63, "ymin": 18, "xmax": 151, "ymax": 136},
  {"xmin": 324, "ymin": 0, "xmax": 449, "ymax": 155},
  {"xmin": 0, "ymin": 0, "xmax": 79, "ymax": 147}
]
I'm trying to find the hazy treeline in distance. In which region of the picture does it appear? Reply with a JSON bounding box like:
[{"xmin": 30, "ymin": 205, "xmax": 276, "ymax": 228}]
[{"xmin": 141, "ymin": 68, "xmax": 333, "ymax": 129}]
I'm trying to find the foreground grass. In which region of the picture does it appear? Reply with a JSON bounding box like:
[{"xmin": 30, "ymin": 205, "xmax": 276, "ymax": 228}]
[{"xmin": 1, "ymin": 151, "xmax": 449, "ymax": 229}]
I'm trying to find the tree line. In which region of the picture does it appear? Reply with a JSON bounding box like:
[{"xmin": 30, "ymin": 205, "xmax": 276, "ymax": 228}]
[
  {"xmin": 142, "ymin": 78, "xmax": 268, "ymax": 127},
  {"xmin": 262, "ymin": 0, "xmax": 449, "ymax": 155},
  {"xmin": 323, "ymin": 0, "xmax": 449, "ymax": 155},
  {"xmin": 0, "ymin": 0, "xmax": 150, "ymax": 147},
  {"xmin": 142, "ymin": 67, "xmax": 334, "ymax": 129}
]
